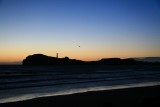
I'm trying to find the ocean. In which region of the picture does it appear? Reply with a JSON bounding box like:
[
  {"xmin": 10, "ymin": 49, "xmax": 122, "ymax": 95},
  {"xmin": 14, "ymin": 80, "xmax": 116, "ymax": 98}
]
[{"xmin": 0, "ymin": 65, "xmax": 160, "ymax": 103}]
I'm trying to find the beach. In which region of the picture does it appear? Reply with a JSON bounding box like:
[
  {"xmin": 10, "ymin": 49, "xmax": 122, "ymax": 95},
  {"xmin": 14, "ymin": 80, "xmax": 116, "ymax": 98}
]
[
  {"xmin": 0, "ymin": 85, "xmax": 160, "ymax": 107},
  {"xmin": 1, "ymin": 0, "xmax": 160, "ymax": 106}
]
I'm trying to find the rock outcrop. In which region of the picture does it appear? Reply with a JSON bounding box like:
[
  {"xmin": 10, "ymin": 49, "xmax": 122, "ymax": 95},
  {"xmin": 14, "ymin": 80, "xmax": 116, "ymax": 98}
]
[
  {"xmin": 23, "ymin": 54, "xmax": 160, "ymax": 66},
  {"xmin": 23, "ymin": 54, "xmax": 84, "ymax": 65}
]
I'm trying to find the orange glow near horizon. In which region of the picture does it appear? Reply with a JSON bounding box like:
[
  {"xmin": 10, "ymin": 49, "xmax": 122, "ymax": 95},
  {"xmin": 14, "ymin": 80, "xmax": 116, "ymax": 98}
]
[
  {"xmin": 1, "ymin": 0, "xmax": 160, "ymax": 63},
  {"xmin": 0, "ymin": 49, "xmax": 160, "ymax": 63},
  {"xmin": 1, "ymin": 40, "xmax": 159, "ymax": 62}
]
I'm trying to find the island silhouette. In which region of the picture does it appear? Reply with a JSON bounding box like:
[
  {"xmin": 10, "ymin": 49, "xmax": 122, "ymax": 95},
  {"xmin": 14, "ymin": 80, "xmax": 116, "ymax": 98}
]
[{"xmin": 23, "ymin": 54, "xmax": 160, "ymax": 66}]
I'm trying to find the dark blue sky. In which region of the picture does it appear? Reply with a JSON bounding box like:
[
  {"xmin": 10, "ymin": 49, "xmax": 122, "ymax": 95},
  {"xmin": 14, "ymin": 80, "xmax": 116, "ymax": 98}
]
[{"xmin": 0, "ymin": 0, "xmax": 160, "ymax": 62}]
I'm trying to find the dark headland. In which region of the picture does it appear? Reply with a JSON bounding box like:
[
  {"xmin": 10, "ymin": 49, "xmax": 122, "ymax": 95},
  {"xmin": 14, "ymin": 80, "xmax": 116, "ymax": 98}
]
[{"xmin": 23, "ymin": 54, "xmax": 160, "ymax": 66}]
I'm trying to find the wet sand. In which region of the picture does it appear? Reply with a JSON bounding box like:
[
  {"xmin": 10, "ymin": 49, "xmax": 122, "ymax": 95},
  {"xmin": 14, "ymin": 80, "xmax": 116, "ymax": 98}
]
[{"xmin": 0, "ymin": 85, "xmax": 160, "ymax": 107}]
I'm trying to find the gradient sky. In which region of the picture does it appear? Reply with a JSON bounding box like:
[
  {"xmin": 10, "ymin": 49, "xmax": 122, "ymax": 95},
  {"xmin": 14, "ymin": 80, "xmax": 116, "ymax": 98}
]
[{"xmin": 0, "ymin": 0, "xmax": 160, "ymax": 62}]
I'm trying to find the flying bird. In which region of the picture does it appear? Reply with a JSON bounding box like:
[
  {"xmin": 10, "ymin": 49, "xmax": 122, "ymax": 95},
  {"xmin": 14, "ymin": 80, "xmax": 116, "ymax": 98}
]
[{"xmin": 77, "ymin": 45, "xmax": 80, "ymax": 47}]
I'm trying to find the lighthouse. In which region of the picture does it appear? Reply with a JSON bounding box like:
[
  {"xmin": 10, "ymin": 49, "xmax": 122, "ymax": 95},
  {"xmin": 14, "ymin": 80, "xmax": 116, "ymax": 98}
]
[{"xmin": 56, "ymin": 53, "xmax": 58, "ymax": 58}]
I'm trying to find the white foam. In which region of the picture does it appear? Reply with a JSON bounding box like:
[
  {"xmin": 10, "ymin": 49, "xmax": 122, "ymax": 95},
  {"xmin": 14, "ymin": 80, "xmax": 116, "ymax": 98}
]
[{"xmin": 0, "ymin": 81, "xmax": 160, "ymax": 104}]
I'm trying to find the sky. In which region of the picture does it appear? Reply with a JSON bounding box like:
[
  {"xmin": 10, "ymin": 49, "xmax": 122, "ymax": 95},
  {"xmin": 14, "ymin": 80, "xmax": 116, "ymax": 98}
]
[{"xmin": 0, "ymin": 0, "xmax": 160, "ymax": 63}]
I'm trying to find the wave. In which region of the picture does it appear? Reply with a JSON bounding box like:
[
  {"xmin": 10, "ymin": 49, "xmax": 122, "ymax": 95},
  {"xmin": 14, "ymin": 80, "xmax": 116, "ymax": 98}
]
[
  {"xmin": 0, "ymin": 65, "xmax": 160, "ymax": 104},
  {"xmin": 0, "ymin": 81, "xmax": 160, "ymax": 104},
  {"xmin": 1, "ymin": 70, "xmax": 160, "ymax": 90}
]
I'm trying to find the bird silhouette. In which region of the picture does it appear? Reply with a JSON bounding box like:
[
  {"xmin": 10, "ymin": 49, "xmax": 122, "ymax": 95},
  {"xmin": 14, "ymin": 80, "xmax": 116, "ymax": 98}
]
[{"xmin": 77, "ymin": 45, "xmax": 80, "ymax": 47}]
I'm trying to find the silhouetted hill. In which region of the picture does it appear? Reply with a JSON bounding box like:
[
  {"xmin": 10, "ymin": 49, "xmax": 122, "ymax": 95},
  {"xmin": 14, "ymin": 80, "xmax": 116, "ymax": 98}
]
[
  {"xmin": 23, "ymin": 54, "xmax": 160, "ymax": 66},
  {"xmin": 23, "ymin": 54, "xmax": 84, "ymax": 65},
  {"xmin": 135, "ymin": 57, "xmax": 160, "ymax": 62},
  {"xmin": 99, "ymin": 58, "xmax": 143, "ymax": 65}
]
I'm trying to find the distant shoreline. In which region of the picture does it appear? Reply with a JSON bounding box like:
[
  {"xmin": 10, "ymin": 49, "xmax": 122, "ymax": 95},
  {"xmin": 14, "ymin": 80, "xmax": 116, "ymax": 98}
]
[
  {"xmin": 22, "ymin": 54, "xmax": 160, "ymax": 66},
  {"xmin": 0, "ymin": 56, "xmax": 160, "ymax": 65}
]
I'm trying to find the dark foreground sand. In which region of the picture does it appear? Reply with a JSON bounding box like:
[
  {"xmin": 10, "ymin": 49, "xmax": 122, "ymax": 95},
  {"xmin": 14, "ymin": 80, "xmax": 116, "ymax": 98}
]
[{"xmin": 0, "ymin": 85, "xmax": 160, "ymax": 107}]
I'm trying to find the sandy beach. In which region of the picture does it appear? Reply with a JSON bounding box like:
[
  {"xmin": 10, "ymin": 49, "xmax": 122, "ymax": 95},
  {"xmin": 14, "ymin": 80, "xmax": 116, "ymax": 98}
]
[{"xmin": 0, "ymin": 85, "xmax": 160, "ymax": 107}]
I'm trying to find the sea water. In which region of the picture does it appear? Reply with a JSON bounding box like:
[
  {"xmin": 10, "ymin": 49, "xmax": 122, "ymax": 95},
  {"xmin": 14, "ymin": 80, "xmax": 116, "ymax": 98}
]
[{"xmin": 0, "ymin": 65, "xmax": 160, "ymax": 103}]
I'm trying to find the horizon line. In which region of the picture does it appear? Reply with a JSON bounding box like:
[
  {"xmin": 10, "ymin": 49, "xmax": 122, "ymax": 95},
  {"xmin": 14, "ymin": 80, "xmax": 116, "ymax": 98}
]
[{"xmin": 0, "ymin": 56, "xmax": 160, "ymax": 64}]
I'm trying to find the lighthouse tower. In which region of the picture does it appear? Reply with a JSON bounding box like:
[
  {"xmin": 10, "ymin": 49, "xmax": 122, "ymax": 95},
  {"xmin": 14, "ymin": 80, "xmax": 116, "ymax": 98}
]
[{"xmin": 56, "ymin": 53, "xmax": 58, "ymax": 58}]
